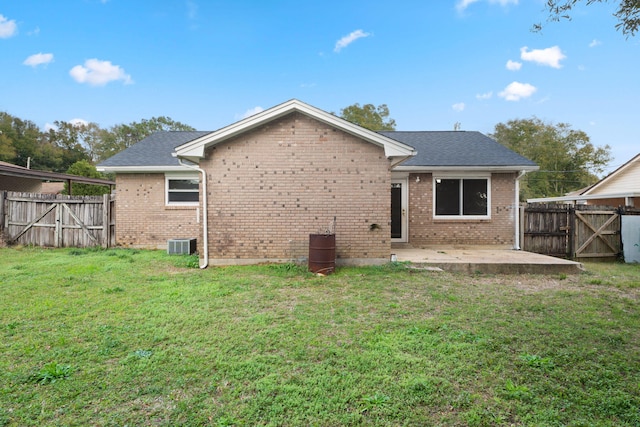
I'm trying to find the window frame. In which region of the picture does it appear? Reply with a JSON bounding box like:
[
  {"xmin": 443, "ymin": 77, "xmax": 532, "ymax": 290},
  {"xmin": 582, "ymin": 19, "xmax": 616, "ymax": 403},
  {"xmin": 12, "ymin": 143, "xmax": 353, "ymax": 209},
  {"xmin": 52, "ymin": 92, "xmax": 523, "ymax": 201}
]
[
  {"xmin": 165, "ymin": 173, "xmax": 200, "ymax": 206},
  {"xmin": 432, "ymin": 174, "xmax": 491, "ymax": 220}
]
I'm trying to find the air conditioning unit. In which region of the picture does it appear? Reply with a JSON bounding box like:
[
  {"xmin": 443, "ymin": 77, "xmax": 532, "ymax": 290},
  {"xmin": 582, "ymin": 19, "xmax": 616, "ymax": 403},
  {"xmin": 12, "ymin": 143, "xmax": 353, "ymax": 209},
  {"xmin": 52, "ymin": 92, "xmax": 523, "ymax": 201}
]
[{"xmin": 167, "ymin": 238, "xmax": 197, "ymax": 255}]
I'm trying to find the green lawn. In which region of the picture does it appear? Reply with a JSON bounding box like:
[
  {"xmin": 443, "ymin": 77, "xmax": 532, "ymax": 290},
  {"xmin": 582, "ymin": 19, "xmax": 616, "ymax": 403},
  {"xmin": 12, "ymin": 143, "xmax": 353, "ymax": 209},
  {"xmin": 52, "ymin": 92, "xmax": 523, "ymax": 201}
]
[{"xmin": 1, "ymin": 247, "xmax": 639, "ymax": 426}]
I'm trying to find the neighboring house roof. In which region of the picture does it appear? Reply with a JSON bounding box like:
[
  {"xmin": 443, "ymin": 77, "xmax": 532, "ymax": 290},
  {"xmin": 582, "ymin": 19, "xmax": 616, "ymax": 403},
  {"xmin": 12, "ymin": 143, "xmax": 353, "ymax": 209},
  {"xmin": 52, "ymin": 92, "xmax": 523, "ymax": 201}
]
[
  {"xmin": 174, "ymin": 99, "xmax": 416, "ymax": 163},
  {"xmin": 581, "ymin": 152, "xmax": 640, "ymax": 196},
  {"xmin": 528, "ymin": 152, "xmax": 640, "ymax": 204},
  {"xmin": 97, "ymin": 131, "xmax": 212, "ymax": 173},
  {"xmin": 0, "ymin": 161, "xmax": 115, "ymax": 187},
  {"xmin": 380, "ymin": 131, "xmax": 538, "ymax": 172}
]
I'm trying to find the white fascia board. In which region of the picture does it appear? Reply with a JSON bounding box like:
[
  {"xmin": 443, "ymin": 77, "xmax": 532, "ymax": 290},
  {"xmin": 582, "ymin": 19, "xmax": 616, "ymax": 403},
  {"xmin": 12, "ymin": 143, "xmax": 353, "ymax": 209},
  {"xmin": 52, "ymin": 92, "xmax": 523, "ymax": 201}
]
[
  {"xmin": 582, "ymin": 153, "xmax": 640, "ymax": 196},
  {"xmin": 96, "ymin": 165, "xmax": 194, "ymax": 174},
  {"xmin": 528, "ymin": 191, "xmax": 640, "ymax": 204},
  {"xmin": 174, "ymin": 99, "xmax": 416, "ymax": 160},
  {"xmin": 393, "ymin": 165, "xmax": 539, "ymax": 173}
]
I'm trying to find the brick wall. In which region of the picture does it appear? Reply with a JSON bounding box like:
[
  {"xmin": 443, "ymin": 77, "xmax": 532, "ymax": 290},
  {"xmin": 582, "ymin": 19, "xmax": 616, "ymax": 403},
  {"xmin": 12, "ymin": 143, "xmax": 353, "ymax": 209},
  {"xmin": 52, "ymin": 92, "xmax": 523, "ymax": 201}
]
[
  {"xmin": 114, "ymin": 173, "xmax": 200, "ymax": 248},
  {"xmin": 407, "ymin": 172, "xmax": 516, "ymax": 246},
  {"xmin": 199, "ymin": 112, "xmax": 391, "ymax": 263}
]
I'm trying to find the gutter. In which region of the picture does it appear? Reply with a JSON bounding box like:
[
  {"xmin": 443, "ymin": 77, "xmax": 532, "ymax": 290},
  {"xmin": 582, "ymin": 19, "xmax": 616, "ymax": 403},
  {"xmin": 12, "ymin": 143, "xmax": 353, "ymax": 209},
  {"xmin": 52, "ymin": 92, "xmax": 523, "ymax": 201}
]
[
  {"xmin": 174, "ymin": 156, "xmax": 209, "ymax": 269},
  {"xmin": 514, "ymin": 170, "xmax": 527, "ymax": 250}
]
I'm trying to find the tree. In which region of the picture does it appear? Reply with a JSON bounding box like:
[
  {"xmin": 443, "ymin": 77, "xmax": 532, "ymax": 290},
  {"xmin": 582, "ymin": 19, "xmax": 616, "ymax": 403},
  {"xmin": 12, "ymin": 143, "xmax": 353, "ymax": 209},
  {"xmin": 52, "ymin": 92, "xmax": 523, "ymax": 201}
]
[
  {"xmin": 490, "ymin": 118, "xmax": 612, "ymax": 200},
  {"xmin": 534, "ymin": 0, "xmax": 640, "ymax": 37},
  {"xmin": 64, "ymin": 160, "xmax": 111, "ymax": 196},
  {"xmin": 95, "ymin": 116, "xmax": 195, "ymax": 161},
  {"xmin": 44, "ymin": 121, "xmax": 97, "ymax": 171},
  {"xmin": 0, "ymin": 112, "xmax": 43, "ymax": 168},
  {"xmin": 338, "ymin": 103, "xmax": 396, "ymax": 131}
]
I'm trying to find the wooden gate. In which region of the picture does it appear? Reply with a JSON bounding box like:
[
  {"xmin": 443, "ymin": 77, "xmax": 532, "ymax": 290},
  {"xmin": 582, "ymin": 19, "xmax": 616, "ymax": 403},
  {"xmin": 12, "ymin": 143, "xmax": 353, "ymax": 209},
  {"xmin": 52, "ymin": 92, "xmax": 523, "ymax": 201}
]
[
  {"xmin": 573, "ymin": 208, "xmax": 620, "ymax": 259},
  {"xmin": 523, "ymin": 204, "xmax": 621, "ymax": 260},
  {"xmin": 1, "ymin": 191, "xmax": 115, "ymax": 248}
]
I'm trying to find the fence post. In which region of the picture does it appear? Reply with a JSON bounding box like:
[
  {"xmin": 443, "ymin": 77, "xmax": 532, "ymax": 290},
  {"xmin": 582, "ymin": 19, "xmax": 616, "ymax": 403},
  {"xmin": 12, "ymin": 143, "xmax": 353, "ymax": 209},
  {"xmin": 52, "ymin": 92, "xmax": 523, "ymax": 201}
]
[
  {"xmin": 102, "ymin": 193, "xmax": 110, "ymax": 248},
  {"xmin": 54, "ymin": 203, "xmax": 61, "ymax": 247},
  {"xmin": 0, "ymin": 191, "xmax": 6, "ymax": 243},
  {"xmin": 568, "ymin": 205, "xmax": 576, "ymax": 259},
  {"xmin": 520, "ymin": 203, "xmax": 526, "ymax": 251}
]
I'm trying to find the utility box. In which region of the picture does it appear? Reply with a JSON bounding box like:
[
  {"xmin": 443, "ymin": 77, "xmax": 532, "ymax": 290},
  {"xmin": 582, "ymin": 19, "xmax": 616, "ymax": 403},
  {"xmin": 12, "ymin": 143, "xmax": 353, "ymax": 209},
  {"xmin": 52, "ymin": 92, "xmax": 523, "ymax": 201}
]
[
  {"xmin": 167, "ymin": 238, "xmax": 197, "ymax": 255},
  {"xmin": 621, "ymin": 216, "xmax": 640, "ymax": 263}
]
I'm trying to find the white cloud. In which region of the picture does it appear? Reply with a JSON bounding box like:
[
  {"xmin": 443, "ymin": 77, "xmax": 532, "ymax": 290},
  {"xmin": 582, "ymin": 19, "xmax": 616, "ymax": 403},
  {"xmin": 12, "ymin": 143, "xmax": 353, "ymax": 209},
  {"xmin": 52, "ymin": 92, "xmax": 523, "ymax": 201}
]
[
  {"xmin": 187, "ymin": 0, "xmax": 198, "ymax": 20},
  {"xmin": 0, "ymin": 14, "xmax": 17, "ymax": 38},
  {"xmin": 476, "ymin": 91, "xmax": 493, "ymax": 100},
  {"xmin": 589, "ymin": 39, "xmax": 602, "ymax": 48},
  {"xmin": 456, "ymin": 0, "xmax": 480, "ymax": 11},
  {"xmin": 334, "ymin": 29, "xmax": 371, "ymax": 52},
  {"xmin": 44, "ymin": 123, "xmax": 57, "ymax": 132},
  {"xmin": 69, "ymin": 118, "xmax": 89, "ymax": 127},
  {"xmin": 520, "ymin": 46, "xmax": 566, "ymax": 68},
  {"xmin": 452, "ymin": 102, "xmax": 465, "ymax": 112},
  {"xmin": 506, "ymin": 60, "xmax": 522, "ymax": 71},
  {"xmin": 498, "ymin": 81, "xmax": 537, "ymax": 101},
  {"xmin": 23, "ymin": 53, "xmax": 54, "ymax": 67},
  {"xmin": 457, "ymin": 0, "xmax": 517, "ymax": 12},
  {"xmin": 241, "ymin": 106, "xmax": 264, "ymax": 119},
  {"xmin": 69, "ymin": 59, "xmax": 133, "ymax": 86}
]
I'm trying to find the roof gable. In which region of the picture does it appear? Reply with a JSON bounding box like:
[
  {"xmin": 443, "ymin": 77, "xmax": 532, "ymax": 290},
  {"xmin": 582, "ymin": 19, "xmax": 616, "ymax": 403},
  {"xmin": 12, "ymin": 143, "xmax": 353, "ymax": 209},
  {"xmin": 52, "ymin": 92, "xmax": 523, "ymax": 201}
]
[
  {"xmin": 174, "ymin": 99, "xmax": 415, "ymax": 162},
  {"xmin": 381, "ymin": 131, "xmax": 538, "ymax": 171},
  {"xmin": 582, "ymin": 153, "xmax": 640, "ymax": 195}
]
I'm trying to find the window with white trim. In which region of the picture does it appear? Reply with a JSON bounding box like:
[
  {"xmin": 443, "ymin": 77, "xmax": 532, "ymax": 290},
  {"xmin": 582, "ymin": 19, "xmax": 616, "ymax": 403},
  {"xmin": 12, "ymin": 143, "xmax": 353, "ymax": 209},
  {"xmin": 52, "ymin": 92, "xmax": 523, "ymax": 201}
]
[
  {"xmin": 166, "ymin": 175, "xmax": 199, "ymax": 205},
  {"xmin": 434, "ymin": 177, "xmax": 490, "ymax": 218}
]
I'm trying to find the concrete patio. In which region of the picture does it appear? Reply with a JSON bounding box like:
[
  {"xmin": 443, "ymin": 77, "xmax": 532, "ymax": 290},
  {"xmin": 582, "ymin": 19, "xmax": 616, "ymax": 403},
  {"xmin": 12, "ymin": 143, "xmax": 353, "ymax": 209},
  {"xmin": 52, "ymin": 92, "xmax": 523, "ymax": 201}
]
[{"xmin": 391, "ymin": 245, "xmax": 584, "ymax": 274}]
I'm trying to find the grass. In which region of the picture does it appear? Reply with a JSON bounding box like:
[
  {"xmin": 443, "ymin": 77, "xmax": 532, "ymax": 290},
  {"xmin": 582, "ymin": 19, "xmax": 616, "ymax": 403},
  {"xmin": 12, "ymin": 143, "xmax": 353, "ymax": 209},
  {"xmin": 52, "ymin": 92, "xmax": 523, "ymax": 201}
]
[{"xmin": 0, "ymin": 247, "xmax": 639, "ymax": 426}]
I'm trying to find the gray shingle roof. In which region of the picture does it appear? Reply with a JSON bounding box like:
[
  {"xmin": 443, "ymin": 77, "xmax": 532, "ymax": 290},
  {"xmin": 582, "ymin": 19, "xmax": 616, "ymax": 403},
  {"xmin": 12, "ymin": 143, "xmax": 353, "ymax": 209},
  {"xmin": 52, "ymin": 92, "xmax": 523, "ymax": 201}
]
[
  {"xmin": 98, "ymin": 131, "xmax": 212, "ymax": 167},
  {"xmin": 99, "ymin": 129, "xmax": 536, "ymax": 169},
  {"xmin": 379, "ymin": 131, "xmax": 537, "ymax": 167}
]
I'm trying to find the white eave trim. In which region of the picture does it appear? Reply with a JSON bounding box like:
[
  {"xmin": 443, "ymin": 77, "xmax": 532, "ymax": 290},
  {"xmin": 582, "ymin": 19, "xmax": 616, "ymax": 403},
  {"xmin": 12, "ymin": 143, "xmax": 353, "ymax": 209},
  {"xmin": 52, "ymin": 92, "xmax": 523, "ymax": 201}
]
[
  {"xmin": 97, "ymin": 165, "xmax": 195, "ymax": 173},
  {"xmin": 393, "ymin": 165, "xmax": 539, "ymax": 173},
  {"xmin": 174, "ymin": 99, "xmax": 416, "ymax": 161}
]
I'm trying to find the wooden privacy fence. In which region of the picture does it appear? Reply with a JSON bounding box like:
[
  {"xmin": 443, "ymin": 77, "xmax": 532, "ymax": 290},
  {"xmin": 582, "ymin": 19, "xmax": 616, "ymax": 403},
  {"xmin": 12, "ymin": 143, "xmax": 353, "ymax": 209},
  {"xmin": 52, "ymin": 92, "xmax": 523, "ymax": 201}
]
[
  {"xmin": 522, "ymin": 203, "xmax": 640, "ymax": 260},
  {"xmin": 0, "ymin": 191, "xmax": 115, "ymax": 248}
]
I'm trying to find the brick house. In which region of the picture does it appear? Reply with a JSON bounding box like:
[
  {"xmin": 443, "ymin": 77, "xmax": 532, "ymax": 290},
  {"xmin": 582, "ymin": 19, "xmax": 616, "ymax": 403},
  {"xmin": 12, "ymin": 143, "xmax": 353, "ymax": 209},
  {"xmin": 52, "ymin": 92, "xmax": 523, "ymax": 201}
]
[{"xmin": 98, "ymin": 99, "xmax": 537, "ymax": 266}]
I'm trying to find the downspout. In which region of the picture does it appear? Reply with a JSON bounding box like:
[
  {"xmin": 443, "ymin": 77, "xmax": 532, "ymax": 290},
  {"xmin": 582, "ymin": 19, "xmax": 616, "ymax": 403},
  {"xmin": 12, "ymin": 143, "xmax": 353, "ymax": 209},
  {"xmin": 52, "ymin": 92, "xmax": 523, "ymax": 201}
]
[
  {"xmin": 514, "ymin": 170, "xmax": 527, "ymax": 250},
  {"xmin": 176, "ymin": 157, "xmax": 209, "ymax": 269}
]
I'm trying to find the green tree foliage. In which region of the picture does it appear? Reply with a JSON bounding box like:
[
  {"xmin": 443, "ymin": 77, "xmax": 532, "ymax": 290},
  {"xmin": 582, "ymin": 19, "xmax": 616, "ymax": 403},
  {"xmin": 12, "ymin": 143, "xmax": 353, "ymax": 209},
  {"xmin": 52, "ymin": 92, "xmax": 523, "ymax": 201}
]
[
  {"xmin": 491, "ymin": 118, "xmax": 612, "ymax": 200},
  {"xmin": 0, "ymin": 112, "xmax": 43, "ymax": 168},
  {"xmin": 64, "ymin": 160, "xmax": 111, "ymax": 196},
  {"xmin": 534, "ymin": 0, "xmax": 640, "ymax": 37},
  {"xmin": 95, "ymin": 116, "xmax": 195, "ymax": 161},
  {"xmin": 338, "ymin": 103, "xmax": 396, "ymax": 131},
  {"xmin": 43, "ymin": 121, "xmax": 96, "ymax": 171},
  {"xmin": 0, "ymin": 112, "xmax": 196, "ymax": 173}
]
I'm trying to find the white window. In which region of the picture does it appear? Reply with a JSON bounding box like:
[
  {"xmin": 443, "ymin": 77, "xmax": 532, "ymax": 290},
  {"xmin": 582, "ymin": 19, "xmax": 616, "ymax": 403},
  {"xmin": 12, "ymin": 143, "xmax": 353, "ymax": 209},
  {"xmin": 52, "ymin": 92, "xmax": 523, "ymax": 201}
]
[
  {"xmin": 165, "ymin": 174, "xmax": 199, "ymax": 206},
  {"xmin": 433, "ymin": 176, "xmax": 490, "ymax": 219}
]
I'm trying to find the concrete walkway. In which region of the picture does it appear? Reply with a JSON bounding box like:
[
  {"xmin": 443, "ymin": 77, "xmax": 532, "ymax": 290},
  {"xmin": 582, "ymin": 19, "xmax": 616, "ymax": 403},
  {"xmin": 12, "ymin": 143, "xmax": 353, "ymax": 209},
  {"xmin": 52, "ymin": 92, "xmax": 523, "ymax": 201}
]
[{"xmin": 391, "ymin": 245, "xmax": 584, "ymax": 274}]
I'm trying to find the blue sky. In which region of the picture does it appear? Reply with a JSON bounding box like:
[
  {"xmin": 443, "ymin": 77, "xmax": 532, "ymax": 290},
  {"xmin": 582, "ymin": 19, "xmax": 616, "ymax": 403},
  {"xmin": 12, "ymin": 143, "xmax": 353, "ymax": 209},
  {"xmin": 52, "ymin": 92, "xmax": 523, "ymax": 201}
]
[{"xmin": 1, "ymin": 0, "xmax": 638, "ymax": 174}]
